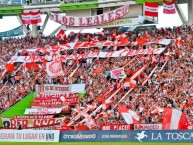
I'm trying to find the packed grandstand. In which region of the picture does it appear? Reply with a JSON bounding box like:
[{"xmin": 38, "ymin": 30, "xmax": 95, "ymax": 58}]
[{"xmin": 0, "ymin": 24, "xmax": 193, "ymax": 131}]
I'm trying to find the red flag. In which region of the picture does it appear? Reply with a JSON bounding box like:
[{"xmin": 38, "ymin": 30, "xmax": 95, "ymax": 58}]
[
  {"xmin": 30, "ymin": 10, "xmax": 42, "ymax": 24},
  {"xmin": 5, "ymin": 64, "xmax": 14, "ymax": 72},
  {"xmin": 163, "ymin": 0, "xmax": 176, "ymax": 14},
  {"xmin": 21, "ymin": 12, "xmax": 31, "ymax": 24},
  {"xmin": 57, "ymin": 29, "xmax": 66, "ymax": 41},
  {"xmin": 162, "ymin": 108, "xmax": 188, "ymax": 130},
  {"xmin": 144, "ymin": 2, "xmax": 158, "ymax": 17}
]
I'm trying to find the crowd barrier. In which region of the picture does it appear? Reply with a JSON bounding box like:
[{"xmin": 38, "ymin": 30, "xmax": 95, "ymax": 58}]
[{"xmin": 1, "ymin": 130, "xmax": 193, "ymax": 142}]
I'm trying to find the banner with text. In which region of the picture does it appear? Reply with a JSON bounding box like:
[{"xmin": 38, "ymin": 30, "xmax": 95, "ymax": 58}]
[
  {"xmin": 59, "ymin": 130, "xmax": 193, "ymax": 142},
  {"xmin": 36, "ymin": 84, "xmax": 85, "ymax": 94},
  {"xmin": 49, "ymin": 5, "xmax": 129, "ymax": 27},
  {"xmin": 9, "ymin": 48, "xmax": 165, "ymax": 63},
  {"xmin": 100, "ymin": 124, "xmax": 132, "ymax": 130},
  {"xmin": 0, "ymin": 25, "xmax": 23, "ymax": 38},
  {"xmin": 0, "ymin": 130, "xmax": 59, "ymax": 142},
  {"xmin": 111, "ymin": 67, "xmax": 125, "ymax": 79},
  {"xmin": 1, "ymin": 117, "xmax": 65, "ymax": 129},
  {"xmin": 134, "ymin": 124, "xmax": 162, "ymax": 130},
  {"xmin": 24, "ymin": 108, "xmax": 63, "ymax": 115}
]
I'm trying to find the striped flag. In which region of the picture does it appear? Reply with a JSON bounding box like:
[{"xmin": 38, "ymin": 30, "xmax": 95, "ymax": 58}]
[
  {"xmin": 163, "ymin": 0, "xmax": 176, "ymax": 14},
  {"xmin": 144, "ymin": 2, "xmax": 158, "ymax": 17},
  {"xmin": 162, "ymin": 108, "xmax": 188, "ymax": 130}
]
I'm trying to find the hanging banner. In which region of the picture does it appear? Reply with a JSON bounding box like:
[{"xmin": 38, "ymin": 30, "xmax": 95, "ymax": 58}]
[
  {"xmin": 24, "ymin": 108, "xmax": 63, "ymax": 115},
  {"xmin": 36, "ymin": 84, "xmax": 86, "ymax": 94},
  {"xmin": 34, "ymin": 93, "xmax": 79, "ymax": 105},
  {"xmin": 9, "ymin": 48, "xmax": 165, "ymax": 63},
  {"xmin": 0, "ymin": 25, "xmax": 23, "ymax": 38},
  {"xmin": 1, "ymin": 117, "xmax": 65, "ymax": 129},
  {"xmin": 49, "ymin": 5, "xmax": 129, "ymax": 27}
]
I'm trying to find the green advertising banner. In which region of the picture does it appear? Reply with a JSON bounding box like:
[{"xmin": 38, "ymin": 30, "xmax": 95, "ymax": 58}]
[
  {"xmin": 0, "ymin": 25, "xmax": 23, "ymax": 37},
  {"xmin": 136, "ymin": 0, "xmax": 163, "ymax": 4}
]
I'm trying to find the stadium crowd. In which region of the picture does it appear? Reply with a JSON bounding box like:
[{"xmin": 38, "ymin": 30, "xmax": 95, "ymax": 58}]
[{"xmin": 0, "ymin": 25, "xmax": 193, "ymax": 129}]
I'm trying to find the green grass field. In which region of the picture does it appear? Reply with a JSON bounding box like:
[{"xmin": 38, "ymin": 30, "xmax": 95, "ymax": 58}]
[
  {"xmin": 0, "ymin": 143, "xmax": 192, "ymax": 145},
  {"xmin": 0, "ymin": 92, "xmax": 35, "ymax": 127}
]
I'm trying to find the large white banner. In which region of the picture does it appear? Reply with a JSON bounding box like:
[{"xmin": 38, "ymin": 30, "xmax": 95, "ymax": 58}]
[
  {"xmin": 36, "ymin": 84, "xmax": 85, "ymax": 94},
  {"xmin": 0, "ymin": 130, "xmax": 59, "ymax": 142},
  {"xmin": 24, "ymin": 108, "xmax": 63, "ymax": 115},
  {"xmin": 9, "ymin": 48, "xmax": 165, "ymax": 63},
  {"xmin": 49, "ymin": 5, "xmax": 129, "ymax": 27}
]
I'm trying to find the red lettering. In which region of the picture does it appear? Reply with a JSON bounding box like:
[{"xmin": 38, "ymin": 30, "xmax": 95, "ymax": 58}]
[
  {"xmin": 86, "ymin": 17, "xmax": 92, "ymax": 26},
  {"xmin": 69, "ymin": 17, "xmax": 75, "ymax": 26},
  {"xmin": 105, "ymin": 51, "xmax": 114, "ymax": 57},
  {"xmin": 62, "ymin": 16, "xmax": 68, "ymax": 25},
  {"xmin": 108, "ymin": 12, "xmax": 114, "ymax": 22},
  {"xmin": 100, "ymin": 14, "xmax": 105, "ymax": 24},
  {"xmin": 79, "ymin": 18, "xmax": 85, "ymax": 26},
  {"xmin": 94, "ymin": 16, "xmax": 99, "ymax": 25},
  {"xmin": 10, "ymin": 119, "xmax": 17, "ymax": 129},
  {"xmin": 115, "ymin": 9, "xmax": 121, "ymax": 19}
]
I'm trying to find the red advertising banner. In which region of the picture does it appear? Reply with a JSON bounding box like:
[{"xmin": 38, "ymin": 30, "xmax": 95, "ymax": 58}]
[
  {"xmin": 100, "ymin": 124, "xmax": 132, "ymax": 130},
  {"xmin": 134, "ymin": 124, "xmax": 162, "ymax": 130},
  {"xmin": 1, "ymin": 117, "xmax": 65, "ymax": 129}
]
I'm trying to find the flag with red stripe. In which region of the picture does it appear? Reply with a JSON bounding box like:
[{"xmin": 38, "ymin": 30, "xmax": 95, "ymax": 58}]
[
  {"xmin": 163, "ymin": 0, "xmax": 176, "ymax": 14},
  {"xmin": 144, "ymin": 2, "xmax": 158, "ymax": 17},
  {"xmin": 162, "ymin": 108, "xmax": 188, "ymax": 130}
]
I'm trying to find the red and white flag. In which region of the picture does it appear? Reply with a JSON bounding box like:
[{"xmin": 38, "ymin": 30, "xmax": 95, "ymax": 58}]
[
  {"xmin": 21, "ymin": 12, "xmax": 31, "ymax": 24},
  {"xmin": 87, "ymin": 102, "xmax": 97, "ymax": 111},
  {"xmin": 162, "ymin": 108, "xmax": 188, "ymax": 130},
  {"xmin": 21, "ymin": 10, "xmax": 41, "ymax": 24},
  {"xmin": 163, "ymin": 0, "xmax": 176, "ymax": 14},
  {"xmin": 46, "ymin": 59, "xmax": 64, "ymax": 78},
  {"xmin": 124, "ymin": 78, "xmax": 138, "ymax": 89},
  {"xmin": 102, "ymin": 99, "xmax": 111, "ymax": 110},
  {"xmin": 30, "ymin": 10, "xmax": 42, "ymax": 24},
  {"xmin": 144, "ymin": 2, "xmax": 158, "ymax": 17},
  {"xmin": 57, "ymin": 29, "xmax": 66, "ymax": 41},
  {"xmin": 118, "ymin": 104, "xmax": 139, "ymax": 124}
]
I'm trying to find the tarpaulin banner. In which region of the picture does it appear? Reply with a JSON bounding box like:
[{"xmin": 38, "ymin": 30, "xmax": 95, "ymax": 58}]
[
  {"xmin": 59, "ymin": 130, "xmax": 193, "ymax": 142},
  {"xmin": 9, "ymin": 48, "xmax": 166, "ymax": 63},
  {"xmin": 1, "ymin": 117, "xmax": 65, "ymax": 129},
  {"xmin": 0, "ymin": 25, "xmax": 23, "ymax": 37},
  {"xmin": 24, "ymin": 108, "xmax": 63, "ymax": 115},
  {"xmin": 100, "ymin": 124, "xmax": 132, "ymax": 130},
  {"xmin": 34, "ymin": 93, "xmax": 79, "ymax": 105},
  {"xmin": 0, "ymin": 130, "xmax": 59, "ymax": 142},
  {"xmin": 134, "ymin": 124, "xmax": 162, "ymax": 130},
  {"xmin": 49, "ymin": 5, "xmax": 129, "ymax": 27},
  {"xmin": 36, "ymin": 84, "xmax": 85, "ymax": 94}
]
